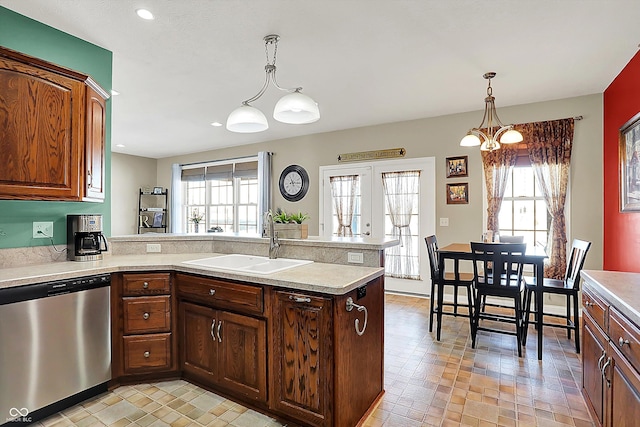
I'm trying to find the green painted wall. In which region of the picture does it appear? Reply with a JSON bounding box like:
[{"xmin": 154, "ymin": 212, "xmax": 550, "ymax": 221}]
[{"xmin": 0, "ymin": 7, "xmax": 113, "ymax": 249}]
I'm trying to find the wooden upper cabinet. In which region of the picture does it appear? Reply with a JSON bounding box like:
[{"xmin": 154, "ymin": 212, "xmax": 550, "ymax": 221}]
[{"xmin": 0, "ymin": 46, "xmax": 108, "ymax": 201}]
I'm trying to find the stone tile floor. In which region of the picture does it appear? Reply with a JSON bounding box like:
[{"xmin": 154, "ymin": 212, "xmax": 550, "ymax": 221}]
[{"xmin": 34, "ymin": 293, "xmax": 595, "ymax": 427}]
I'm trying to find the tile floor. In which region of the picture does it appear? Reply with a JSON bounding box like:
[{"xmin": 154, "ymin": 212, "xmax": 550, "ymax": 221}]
[{"xmin": 34, "ymin": 293, "xmax": 595, "ymax": 427}]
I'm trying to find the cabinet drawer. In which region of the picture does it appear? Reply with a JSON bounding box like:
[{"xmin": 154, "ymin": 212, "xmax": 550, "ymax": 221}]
[
  {"xmin": 610, "ymin": 307, "xmax": 640, "ymax": 371},
  {"xmin": 583, "ymin": 288, "xmax": 608, "ymax": 333},
  {"xmin": 123, "ymin": 296, "xmax": 171, "ymax": 334},
  {"xmin": 123, "ymin": 334, "xmax": 171, "ymax": 372},
  {"xmin": 176, "ymin": 274, "xmax": 263, "ymax": 315},
  {"xmin": 123, "ymin": 273, "xmax": 170, "ymax": 296}
]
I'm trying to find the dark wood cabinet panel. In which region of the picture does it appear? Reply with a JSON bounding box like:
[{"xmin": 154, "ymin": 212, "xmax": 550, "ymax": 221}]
[
  {"xmin": 0, "ymin": 46, "xmax": 107, "ymax": 201},
  {"xmin": 123, "ymin": 333, "xmax": 172, "ymax": 373},
  {"xmin": 608, "ymin": 344, "xmax": 640, "ymax": 427},
  {"xmin": 271, "ymin": 290, "xmax": 333, "ymax": 427},
  {"xmin": 216, "ymin": 310, "xmax": 267, "ymax": 402},
  {"xmin": 83, "ymin": 84, "xmax": 106, "ymax": 201},
  {"xmin": 180, "ymin": 301, "xmax": 217, "ymax": 381},
  {"xmin": 583, "ymin": 314, "xmax": 607, "ymax": 426},
  {"xmin": 123, "ymin": 295, "xmax": 171, "ymax": 334}
]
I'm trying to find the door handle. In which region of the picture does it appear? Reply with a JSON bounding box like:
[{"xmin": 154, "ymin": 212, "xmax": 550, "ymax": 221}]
[
  {"xmin": 210, "ymin": 319, "xmax": 216, "ymax": 340},
  {"xmin": 361, "ymin": 232, "xmax": 371, "ymax": 236},
  {"xmin": 216, "ymin": 320, "xmax": 222, "ymax": 343}
]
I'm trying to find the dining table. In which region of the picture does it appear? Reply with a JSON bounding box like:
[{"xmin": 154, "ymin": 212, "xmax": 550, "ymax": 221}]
[{"xmin": 437, "ymin": 242, "xmax": 548, "ymax": 360}]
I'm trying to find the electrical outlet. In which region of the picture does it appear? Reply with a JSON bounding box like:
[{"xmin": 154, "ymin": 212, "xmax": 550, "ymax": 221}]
[
  {"xmin": 439, "ymin": 217, "xmax": 449, "ymax": 226},
  {"xmin": 146, "ymin": 243, "xmax": 162, "ymax": 253},
  {"xmin": 33, "ymin": 221, "xmax": 54, "ymax": 238},
  {"xmin": 348, "ymin": 252, "xmax": 364, "ymax": 264}
]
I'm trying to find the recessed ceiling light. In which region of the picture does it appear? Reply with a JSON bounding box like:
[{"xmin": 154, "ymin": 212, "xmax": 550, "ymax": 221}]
[
  {"xmin": 211, "ymin": 122, "xmax": 223, "ymax": 127},
  {"xmin": 136, "ymin": 9, "xmax": 154, "ymax": 20},
  {"xmin": 111, "ymin": 90, "xmax": 120, "ymax": 96},
  {"xmin": 115, "ymin": 144, "xmax": 125, "ymax": 148}
]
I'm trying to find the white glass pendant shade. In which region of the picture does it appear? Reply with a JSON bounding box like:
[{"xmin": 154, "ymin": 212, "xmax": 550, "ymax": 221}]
[
  {"xmin": 273, "ymin": 92, "xmax": 320, "ymax": 124},
  {"xmin": 500, "ymin": 128, "xmax": 523, "ymax": 144},
  {"xmin": 480, "ymin": 139, "xmax": 500, "ymax": 151},
  {"xmin": 460, "ymin": 133, "xmax": 481, "ymax": 147},
  {"xmin": 226, "ymin": 105, "xmax": 269, "ymax": 133}
]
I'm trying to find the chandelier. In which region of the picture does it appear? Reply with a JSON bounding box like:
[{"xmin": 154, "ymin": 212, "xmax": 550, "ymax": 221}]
[
  {"xmin": 460, "ymin": 72, "xmax": 522, "ymax": 151},
  {"xmin": 226, "ymin": 35, "xmax": 320, "ymax": 133}
]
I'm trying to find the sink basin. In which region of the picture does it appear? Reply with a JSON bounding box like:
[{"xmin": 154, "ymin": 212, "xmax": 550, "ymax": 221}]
[{"xmin": 183, "ymin": 254, "xmax": 313, "ymax": 275}]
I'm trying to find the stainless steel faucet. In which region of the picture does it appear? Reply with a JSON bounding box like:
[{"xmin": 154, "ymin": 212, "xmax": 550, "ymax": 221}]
[{"xmin": 266, "ymin": 211, "xmax": 280, "ymax": 259}]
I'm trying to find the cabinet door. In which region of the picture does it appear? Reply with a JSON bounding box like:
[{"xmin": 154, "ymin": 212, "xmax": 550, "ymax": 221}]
[
  {"xmin": 0, "ymin": 55, "xmax": 83, "ymax": 200},
  {"xmin": 607, "ymin": 345, "xmax": 640, "ymax": 427},
  {"xmin": 180, "ymin": 302, "xmax": 217, "ymax": 381},
  {"xmin": 216, "ymin": 310, "xmax": 267, "ymax": 403},
  {"xmin": 83, "ymin": 85, "xmax": 106, "ymax": 201},
  {"xmin": 271, "ymin": 291, "xmax": 333, "ymax": 427},
  {"xmin": 583, "ymin": 314, "xmax": 607, "ymax": 426}
]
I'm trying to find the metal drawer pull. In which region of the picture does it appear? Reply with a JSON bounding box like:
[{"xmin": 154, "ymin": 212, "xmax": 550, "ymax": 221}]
[
  {"xmin": 346, "ymin": 297, "xmax": 368, "ymax": 336},
  {"xmin": 143, "ymin": 312, "xmax": 150, "ymax": 320},
  {"xmin": 143, "ymin": 351, "xmax": 150, "ymax": 358},
  {"xmin": 211, "ymin": 319, "xmax": 216, "ymax": 340},
  {"xmin": 143, "ymin": 282, "xmax": 149, "ymax": 289},
  {"xmin": 209, "ymin": 289, "xmax": 216, "ymax": 296},
  {"xmin": 602, "ymin": 357, "xmax": 612, "ymax": 388},
  {"xmin": 216, "ymin": 320, "xmax": 222, "ymax": 343},
  {"xmin": 619, "ymin": 337, "xmax": 631, "ymax": 347},
  {"xmin": 289, "ymin": 295, "xmax": 311, "ymax": 303},
  {"xmin": 584, "ymin": 301, "xmax": 594, "ymax": 307}
]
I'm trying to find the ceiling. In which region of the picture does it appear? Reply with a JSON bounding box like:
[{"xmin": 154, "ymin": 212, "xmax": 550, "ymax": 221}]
[{"xmin": 2, "ymin": 1, "xmax": 640, "ymax": 159}]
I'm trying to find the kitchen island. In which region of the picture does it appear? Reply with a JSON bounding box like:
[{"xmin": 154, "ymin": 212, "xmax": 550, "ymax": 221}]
[{"xmin": 0, "ymin": 253, "xmax": 385, "ymax": 427}]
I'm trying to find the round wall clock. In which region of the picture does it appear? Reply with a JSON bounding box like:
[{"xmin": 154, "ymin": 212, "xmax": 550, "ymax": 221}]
[{"xmin": 279, "ymin": 165, "xmax": 309, "ymax": 202}]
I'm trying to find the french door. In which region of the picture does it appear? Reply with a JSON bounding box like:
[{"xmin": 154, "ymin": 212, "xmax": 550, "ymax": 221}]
[{"xmin": 319, "ymin": 158, "xmax": 435, "ymax": 295}]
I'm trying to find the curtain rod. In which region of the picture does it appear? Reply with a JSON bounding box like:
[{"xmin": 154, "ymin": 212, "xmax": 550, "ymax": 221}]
[{"xmin": 181, "ymin": 154, "xmax": 259, "ymax": 169}]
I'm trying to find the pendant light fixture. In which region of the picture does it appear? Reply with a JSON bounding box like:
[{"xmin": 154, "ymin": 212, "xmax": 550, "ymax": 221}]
[
  {"xmin": 460, "ymin": 72, "xmax": 522, "ymax": 151},
  {"xmin": 226, "ymin": 35, "xmax": 320, "ymax": 133}
]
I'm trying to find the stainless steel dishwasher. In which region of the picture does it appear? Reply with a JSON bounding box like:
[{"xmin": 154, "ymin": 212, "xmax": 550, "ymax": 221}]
[{"xmin": 0, "ymin": 274, "xmax": 111, "ymax": 424}]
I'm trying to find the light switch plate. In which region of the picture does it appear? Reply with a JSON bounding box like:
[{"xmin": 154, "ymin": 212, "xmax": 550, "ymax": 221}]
[
  {"xmin": 439, "ymin": 217, "xmax": 449, "ymax": 227},
  {"xmin": 348, "ymin": 252, "xmax": 364, "ymax": 264},
  {"xmin": 146, "ymin": 243, "xmax": 162, "ymax": 253}
]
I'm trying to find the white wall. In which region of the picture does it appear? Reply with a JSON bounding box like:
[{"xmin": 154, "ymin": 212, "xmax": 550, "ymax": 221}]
[
  {"xmin": 144, "ymin": 94, "xmax": 602, "ymax": 269},
  {"xmin": 111, "ymin": 153, "xmax": 158, "ymax": 236}
]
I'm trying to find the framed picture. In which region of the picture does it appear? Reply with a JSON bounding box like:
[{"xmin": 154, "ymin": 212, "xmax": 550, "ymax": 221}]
[
  {"xmin": 620, "ymin": 112, "xmax": 640, "ymax": 212},
  {"xmin": 153, "ymin": 186, "xmax": 164, "ymax": 195},
  {"xmin": 446, "ymin": 156, "xmax": 468, "ymax": 178},
  {"xmin": 446, "ymin": 183, "xmax": 469, "ymax": 204},
  {"xmin": 152, "ymin": 212, "xmax": 164, "ymax": 227}
]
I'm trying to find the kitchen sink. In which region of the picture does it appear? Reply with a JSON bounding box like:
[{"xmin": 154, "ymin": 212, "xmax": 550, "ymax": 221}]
[{"xmin": 183, "ymin": 254, "xmax": 313, "ymax": 275}]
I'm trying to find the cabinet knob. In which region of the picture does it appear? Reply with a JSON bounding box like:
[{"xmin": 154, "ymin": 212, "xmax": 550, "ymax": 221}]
[
  {"xmin": 143, "ymin": 282, "xmax": 149, "ymax": 289},
  {"xmin": 619, "ymin": 337, "xmax": 631, "ymax": 347},
  {"xmin": 584, "ymin": 301, "xmax": 594, "ymax": 307},
  {"xmin": 209, "ymin": 289, "xmax": 216, "ymax": 296},
  {"xmin": 143, "ymin": 351, "xmax": 150, "ymax": 358},
  {"xmin": 143, "ymin": 312, "xmax": 150, "ymax": 320}
]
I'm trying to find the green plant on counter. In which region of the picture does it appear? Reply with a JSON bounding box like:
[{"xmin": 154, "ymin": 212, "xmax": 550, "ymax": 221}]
[{"xmin": 270, "ymin": 209, "xmax": 309, "ymax": 224}]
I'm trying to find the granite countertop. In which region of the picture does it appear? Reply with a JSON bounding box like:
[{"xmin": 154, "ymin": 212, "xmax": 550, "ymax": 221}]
[
  {"xmin": 581, "ymin": 270, "xmax": 640, "ymax": 327},
  {"xmin": 0, "ymin": 253, "xmax": 384, "ymax": 296}
]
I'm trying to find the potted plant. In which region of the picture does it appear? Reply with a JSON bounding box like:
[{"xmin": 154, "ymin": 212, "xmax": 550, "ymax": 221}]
[
  {"xmin": 268, "ymin": 209, "xmax": 310, "ymax": 239},
  {"xmin": 189, "ymin": 209, "xmax": 204, "ymax": 233}
]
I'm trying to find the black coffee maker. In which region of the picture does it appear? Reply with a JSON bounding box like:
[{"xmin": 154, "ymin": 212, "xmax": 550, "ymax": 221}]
[{"xmin": 67, "ymin": 214, "xmax": 108, "ymax": 261}]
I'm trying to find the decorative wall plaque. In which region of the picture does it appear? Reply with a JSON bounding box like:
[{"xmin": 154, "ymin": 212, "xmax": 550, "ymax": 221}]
[{"xmin": 338, "ymin": 148, "xmax": 406, "ymax": 163}]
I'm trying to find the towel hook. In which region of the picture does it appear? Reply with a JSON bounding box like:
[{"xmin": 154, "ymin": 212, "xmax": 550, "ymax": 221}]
[{"xmin": 346, "ymin": 297, "xmax": 368, "ymax": 336}]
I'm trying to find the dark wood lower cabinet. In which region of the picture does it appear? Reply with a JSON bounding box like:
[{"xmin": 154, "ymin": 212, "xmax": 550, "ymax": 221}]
[
  {"xmin": 608, "ymin": 344, "xmax": 640, "ymax": 427},
  {"xmin": 271, "ymin": 291, "xmax": 333, "ymax": 426},
  {"xmin": 583, "ymin": 314, "xmax": 607, "ymax": 425},
  {"xmin": 179, "ymin": 302, "xmax": 267, "ymax": 403}
]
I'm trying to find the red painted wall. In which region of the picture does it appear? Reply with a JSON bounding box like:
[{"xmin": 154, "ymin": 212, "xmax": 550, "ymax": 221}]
[{"xmin": 603, "ymin": 51, "xmax": 640, "ymax": 271}]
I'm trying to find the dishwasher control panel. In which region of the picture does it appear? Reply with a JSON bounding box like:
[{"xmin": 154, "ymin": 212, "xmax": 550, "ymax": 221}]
[{"xmin": 0, "ymin": 274, "xmax": 111, "ymax": 305}]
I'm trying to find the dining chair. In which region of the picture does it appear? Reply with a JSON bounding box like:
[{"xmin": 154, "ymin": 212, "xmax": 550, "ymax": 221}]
[
  {"xmin": 425, "ymin": 235, "xmax": 475, "ymax": 340},
  {"xmin": 522, "ymin": 239, "xmax": 591, "ymax": 353},
  {"xmin": 470, "ymin": 242, "xmax": 527, "ymax": 357}
]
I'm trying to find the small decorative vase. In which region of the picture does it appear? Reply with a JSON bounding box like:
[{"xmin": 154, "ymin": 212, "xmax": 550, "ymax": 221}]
[{"xmin": 194, "ymin": 223, "xmax": 199, "ymax": 233}]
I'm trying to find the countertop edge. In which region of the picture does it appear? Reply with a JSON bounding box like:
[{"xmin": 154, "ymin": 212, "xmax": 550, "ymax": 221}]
[
  {"xmin": 0, "ymin": 254, "xmax": 385, "ymax": 296},
  {"xmin": 581, "ymin": 269, "xmax": 640, "ymax": 328}
]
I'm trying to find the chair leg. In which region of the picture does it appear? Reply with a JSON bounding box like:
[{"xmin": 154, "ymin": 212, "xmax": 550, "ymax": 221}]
[
  {"xmin": 515, "ymin": 293, "xmax": 523, "ymax": 357},
  {"xmin": 566, "ymin": 294, "xmax": 572, "ymax": 340},
  {"xmin": 573, "ymin": 293, "xmax": 581, "ymax": 354},
  {"xmin": 436, "ymin": 282, "xmax": 444, "ymax": 341},
  {"xmin": 429, "ymin": 279, "xmax": 436, "ymax": 333},
  {"xmin": 453, "ymin": 285, "xmax": 458, "ymax": 315},
  {"xmin": 471, "ymin": 291, "xmax": 482, "ymax": 349},
  {"xmin": 522, "ymin": 288, "xmax": 531, "ymax": 346},
  {"xmin": 466, "ymin": 284, "xmax": 474, "ymax": 336}
]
